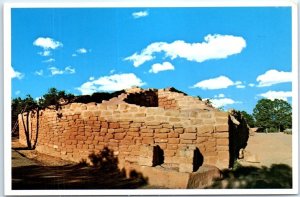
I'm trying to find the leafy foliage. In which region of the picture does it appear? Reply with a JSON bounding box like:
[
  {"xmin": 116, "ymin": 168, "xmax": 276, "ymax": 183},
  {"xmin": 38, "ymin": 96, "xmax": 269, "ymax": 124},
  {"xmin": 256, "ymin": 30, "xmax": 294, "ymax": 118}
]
[
  {"xmin": 38, "ymin": 87, "xmax": 74, "ymax": 109},
  {"xmin": 11, "ymin": 88, "xmax": 74, "ymax": 142},
  {"xmin": 253, "ymin": 99, "xmax": 292, "ymax": 132},
  {"xmin": 11, "ymin": 95, "xmax": 38, "ymax": 135},
  {"xmin": 240, "ymin": 111, "xmax": 255, "ymax": 128}
]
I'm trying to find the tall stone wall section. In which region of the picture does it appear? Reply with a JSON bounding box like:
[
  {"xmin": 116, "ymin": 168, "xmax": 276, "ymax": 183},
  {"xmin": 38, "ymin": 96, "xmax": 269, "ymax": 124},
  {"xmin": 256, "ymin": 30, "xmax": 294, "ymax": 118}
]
[
  {"xmin": 18, "ymin": 89, "xmax": 231, "ymax": 170},
  {"xmin": 157, "ymin": 89, "xmax": 214, "ymax": 111}
]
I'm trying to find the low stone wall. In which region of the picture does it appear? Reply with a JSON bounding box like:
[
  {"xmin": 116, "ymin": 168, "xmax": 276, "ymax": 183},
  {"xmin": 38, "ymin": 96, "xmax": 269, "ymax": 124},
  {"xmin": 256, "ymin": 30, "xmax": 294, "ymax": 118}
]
[{"xmin": 19, "ymin": 96, "xmax": 230, "ymax": 170}]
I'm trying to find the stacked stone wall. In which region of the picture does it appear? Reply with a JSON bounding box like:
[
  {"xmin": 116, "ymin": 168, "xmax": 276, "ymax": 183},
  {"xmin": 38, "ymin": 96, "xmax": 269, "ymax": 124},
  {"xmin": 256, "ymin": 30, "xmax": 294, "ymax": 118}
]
[{"xmin": 19, "ymin": 96, "xmax": 230, "ymax": 169}]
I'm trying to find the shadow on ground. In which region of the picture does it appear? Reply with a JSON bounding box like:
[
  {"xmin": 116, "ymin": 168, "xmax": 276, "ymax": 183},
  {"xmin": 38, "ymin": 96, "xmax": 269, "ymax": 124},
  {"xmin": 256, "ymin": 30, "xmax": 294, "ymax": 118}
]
[
  {"xmin": 12, "ymin": 147, "xmax": 148, "ymax": 190},
  {"xmin": 206, "ymin": 164, "xmax": 292, "ymax": 189}
]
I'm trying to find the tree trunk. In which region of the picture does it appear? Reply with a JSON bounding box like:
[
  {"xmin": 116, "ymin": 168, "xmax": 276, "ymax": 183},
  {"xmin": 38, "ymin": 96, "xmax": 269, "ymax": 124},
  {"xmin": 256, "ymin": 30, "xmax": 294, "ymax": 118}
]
[
  {"xmin": 32, "ymin": 109, "xmax": 39, "ymax": 149},
  {"xmin": 21, "ymin": 111, "xmax": 32, "ymax": 149}
]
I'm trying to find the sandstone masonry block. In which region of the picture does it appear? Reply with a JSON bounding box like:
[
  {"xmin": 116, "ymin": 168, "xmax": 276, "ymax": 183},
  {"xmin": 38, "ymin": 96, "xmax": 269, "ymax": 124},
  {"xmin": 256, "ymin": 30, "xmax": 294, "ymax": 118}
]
[
  {"xmin": 141, "ymin": 132, "xmax": 154, "ymax": 137},
  {"xmin": 197, "ymin": 125, "xmax": 214, "ymax": 134},
  {"xmin": 168, "ymin": 138, "xmax": 180, "ymax": 144},
  {"xmin": 154, "ymin": 138, "xmax": 168, "ymax": 143},
  {"xmin": 168, "ymin": 132, "xmax": 179, "ymax": 138},
  {"xmin": 158, "ymin": 128, "xmax": 170, "ymax": 133},
  {"xmin": 180, "ymin": 133, "xmax": 196, "ymax": 140},
  {"xmin": 215, "ymin": 125, "xmax": 229, "ymax": 132},
  {"xmin": 142, "ymin": 137, "xmax": 154, "ymax": 145},
  {"xmin": 154, "ymin": 133, "xmax": 168, "ymax": 139},
  {"xmin": 214, "ymin": 132, "xmax": 229, "ymax": 138},
  {"xmin": 180, "ymin": 139, "xmax": 193, "ymax": 144},
  {"xmin": 109, "ymin": 122, "xmax": 120, "ymax": 129},
  {"xmin": 217, "ymin": 138, "xmax": 229, "ymax": 146},
  {"xmin": 174, "ymin": 128, "xmax": 184, "ymax": 134},
  {"xmin": 185, "ymin": 127, "xmax": 197, "ymax": 133},
  {"xmin": 115, "ymin": 133, "xmax": 126, "ymax": 140}
]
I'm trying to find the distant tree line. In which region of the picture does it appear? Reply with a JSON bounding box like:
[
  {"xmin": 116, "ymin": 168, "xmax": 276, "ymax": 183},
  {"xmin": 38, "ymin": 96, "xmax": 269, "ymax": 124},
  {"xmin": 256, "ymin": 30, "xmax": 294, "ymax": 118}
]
[
  {"xmin": 12, "ymin": 88, "xmax": 292, "ymax": 140},
  {"xmin": 240, "ymin": 99, "xmax": 292, "ymax": 132}
]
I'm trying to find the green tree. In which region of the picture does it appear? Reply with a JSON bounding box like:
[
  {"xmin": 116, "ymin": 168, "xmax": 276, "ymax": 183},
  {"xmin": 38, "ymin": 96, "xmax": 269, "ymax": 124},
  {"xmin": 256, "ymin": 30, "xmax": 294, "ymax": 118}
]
[
  {"xmin": 12, "ymin": 95, "xmax": 38, "ymax": 134},
  {"xmin": 273, "ymin": 99, "xmax": 292, "ymax": 131},
  {"xmin": 240, "ymin": 111, "xmax": 255, "ymax": 128},
  {"xmin": 38, "ymin": 87, "xmax": 74, "ymax": 109},
  {"xmin": 12, "ymin": 88, "xmax": 74, "ymax": 149},
  {"xmin": 18, "ymin": 95, "xmax": 38, "ymax": 149},
  {"xmin": 253, "ymin": 99, "xmax": 292, "ymax": 132},
  {"xmin": 11, "ymin": 97, "xmax": 24, "ymax": 135}
]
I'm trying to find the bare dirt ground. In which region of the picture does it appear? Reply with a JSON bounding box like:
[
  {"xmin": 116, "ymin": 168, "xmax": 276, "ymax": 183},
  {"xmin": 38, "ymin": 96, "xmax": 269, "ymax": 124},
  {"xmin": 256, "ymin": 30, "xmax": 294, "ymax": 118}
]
[
  {"xmin": 207, "ymin": 132, "xmax": 293, "ymax": 189},
  {"xmin": 239, "ymin": 132, "xmax": 292, "ymax": 167},
  {"xmin": 11, "ymin": 132, "xmax": 293, "ymax": 189},
  {"xmin": 11, "ymin": 139, "xmax": 148, "ymax": 189}
]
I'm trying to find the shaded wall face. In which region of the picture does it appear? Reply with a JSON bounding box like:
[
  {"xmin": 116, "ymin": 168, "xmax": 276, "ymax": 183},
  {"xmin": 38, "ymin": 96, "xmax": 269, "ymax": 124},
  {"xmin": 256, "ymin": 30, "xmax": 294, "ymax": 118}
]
[
  {"xmin": 228, "ymin": 114, "xmax": 250, "ymax": 168},
  {"xmin": 19, "ymin": 102, "xmax": 231, "ymax": 170}
]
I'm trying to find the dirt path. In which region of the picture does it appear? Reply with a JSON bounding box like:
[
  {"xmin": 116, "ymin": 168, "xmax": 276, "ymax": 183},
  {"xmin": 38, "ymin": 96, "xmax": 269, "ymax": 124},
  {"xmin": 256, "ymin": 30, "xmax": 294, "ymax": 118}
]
[
  {"xmin": 12, "ymin": 149, "xmax": 39, "ymax": 168},
  {"xmin": 11, "ymin": 140, "xmax": 148, "ymax": 189},
  {"xmin": 239, "ymin": 132, "xmax": 292, "ymax": 167}
]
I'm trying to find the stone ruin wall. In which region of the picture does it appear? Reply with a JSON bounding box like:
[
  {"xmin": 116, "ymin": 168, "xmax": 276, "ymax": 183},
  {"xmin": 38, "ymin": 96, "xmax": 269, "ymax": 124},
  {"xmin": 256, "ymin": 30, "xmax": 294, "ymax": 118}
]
[{"xmin": 18, "ymin": 88, "xmax": 232, "ymax": 171}]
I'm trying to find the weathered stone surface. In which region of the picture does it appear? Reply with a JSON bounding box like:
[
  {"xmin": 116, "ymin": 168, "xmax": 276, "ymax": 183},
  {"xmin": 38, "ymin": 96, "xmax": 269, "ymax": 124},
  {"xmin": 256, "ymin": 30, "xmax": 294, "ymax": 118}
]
[
  {"xmin": 18, "ymin": 87, "xmax": 248, "ymax": 176},
  {"xmin": 180, "ymin": 133, "xmax": 197, "ymax": 140},
  {"xmin": 168, "ymin": 138, "xmax": 180, "ymax": 144},
  {"xmin": 215, "ymin": 125, "xmax": 229, "ymax": 132},
  {"xmin": 179, "ymin": 163, "xmax": 193, "ymax": 173},
  {"xmin": 197, "ymin": 125, "xmax": 214, "ymax": 134},
  {"xmin": 217, "ymin": 138, "xmax": 229, "ymax": 146},
  {"xmin": 187, "ymin": 165, "xmax": 221, "ymax": 188}
]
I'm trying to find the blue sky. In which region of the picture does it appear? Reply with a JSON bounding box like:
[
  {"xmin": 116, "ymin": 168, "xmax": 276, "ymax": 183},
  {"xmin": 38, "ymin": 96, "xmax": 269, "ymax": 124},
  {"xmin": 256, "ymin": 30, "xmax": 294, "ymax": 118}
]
[{"xmin": 11, "ymin": 7, "xmax": 292, "ymax": 113}]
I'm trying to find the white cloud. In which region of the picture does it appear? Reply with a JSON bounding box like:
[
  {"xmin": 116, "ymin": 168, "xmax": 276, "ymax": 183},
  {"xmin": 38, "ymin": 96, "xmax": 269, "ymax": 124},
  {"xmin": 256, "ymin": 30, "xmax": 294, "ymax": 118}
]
[
  {"xmin": 38, "ymin": 50, "xmax": 51, "ymax": 57},
  {"xmin": 235, "ymin": 81, "xmax": 245, "ymax": 88},
  {"xmin": 49, "ymin": 67, "xmax": 64, "ymax": 75},
  {"xmin": 72, "ymin": 48, "xmax": 89, "ymax": 57},
  {"xmin": 236, "ymin": 84, "xmax": 246, "ymax": 88},
  {"xmin": 110, "ymin": 69, "xmax": 116, "ymax": 74},
  {"xmin": 192, "ymin": 76, "xmax": 245, "ymax": 90},
  {"xmin": 209, "ymin": 98, "xmax": 236, "ymax": 108},
  {"xmin": 15, "ymin": 90, "xmax": 21, "ymax": 95},
  {"xmin": 35, "ymin": 69, "xmax": 44, "ymax": 76},
  {"xmin": 10, "ymin": 66, "xmax": 24, "ymax": 79},
  {"xmin": 76, "ymin": 48, "xmax": 87, "ymax": 54},
  {"xmin": 149, "ymin": 62, "xmax": 175, "ymax": 73},
  {"xmin": 259, "ymin": 90, "xmax": 292, "ymax": 101},
  {"xmin": 65, "ymin": 66, "xmax": 76, "ymax": 74},
  {"xmin": 210, "ymin": 94, "xmax": 240, "ymax": 108},
  {"xmin": 192, "ymin": 76, "xmax": 235, "ymax": 90},
  {"xmin": 125, "ymin": 52, "xmax": 154, "ymax": 67},
  {"xmin": 49, "ymin": 66, "xmax": 76, "ymax": 76},
  {"xmin": 132, "ymin": 11, "xmax": 149, "ymax": 19},
  {"xmin": 125, "ymin": 34, "xmax": 246, "ymax": 67},
  {"xmin": 256, "ymin": 69, "xmax": 292, "ymax": 87},
  {"xmin": 77, "ymin": 73, "xmax": 145, "ymax": 94},
  {"xmin": 43, "ymin": 58, "xmax": 55, "ymax": 63},
  {"xmin": 33, "ymin": 37, "xmax": 63, "ymax": 50},
  {"xmin": 89, "ymin": 76, "xmax": 95, "ymax": 80},
  {"xmin": 248, "ymin": 83, "xmax": 255, "ymax": 87}
]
